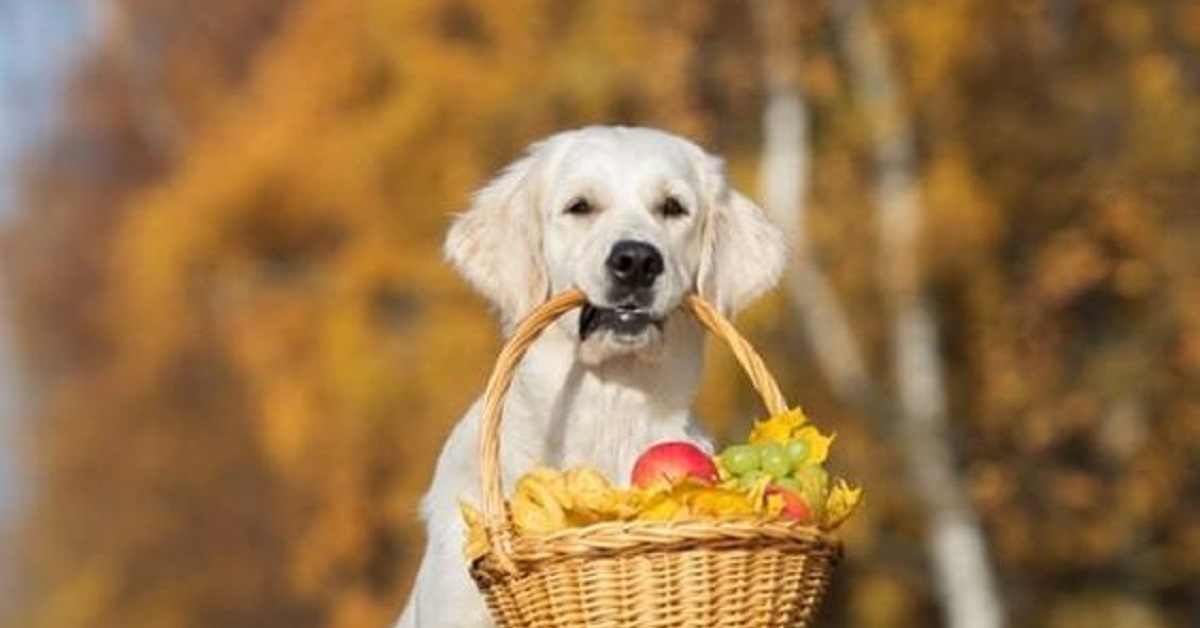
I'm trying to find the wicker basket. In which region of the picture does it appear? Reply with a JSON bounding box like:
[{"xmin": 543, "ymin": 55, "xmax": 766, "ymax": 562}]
[{"xmin": 470, "ymin": 290, "xmax": 842, "ymax": 628}]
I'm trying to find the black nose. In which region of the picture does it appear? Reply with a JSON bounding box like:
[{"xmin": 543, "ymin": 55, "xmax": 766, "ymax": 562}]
[{"xmin": 606, "ymin": 240, "xmax": 664, "ymax": 289}]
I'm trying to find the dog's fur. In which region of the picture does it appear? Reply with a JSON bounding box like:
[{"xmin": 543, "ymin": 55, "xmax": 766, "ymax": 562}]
[{"xmin": 395, "ymin": 126, "xmax": 786, "ymax": 627}]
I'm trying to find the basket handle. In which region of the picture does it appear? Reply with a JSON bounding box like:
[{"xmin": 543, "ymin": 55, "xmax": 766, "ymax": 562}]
[{"xmin": 477, "ymin": 290, "xmax": 789, "ymax": 567}]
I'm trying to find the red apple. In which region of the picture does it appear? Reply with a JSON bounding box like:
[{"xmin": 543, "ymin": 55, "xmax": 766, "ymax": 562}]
[
  {"xmin": 630, "ymin": 442, "xmax": 719, "ymax": 488},
  {"xmin": 765, "ymin": 484, "xmax": 813, "ymax": 522}
]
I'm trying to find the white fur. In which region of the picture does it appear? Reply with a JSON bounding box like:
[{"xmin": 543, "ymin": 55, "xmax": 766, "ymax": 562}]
[{"xmin": 395, "ymin": 126, "xmax": 785, "ymax": 628}]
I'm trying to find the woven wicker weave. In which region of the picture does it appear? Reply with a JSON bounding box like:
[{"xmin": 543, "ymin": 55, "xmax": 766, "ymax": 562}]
[{"xmin": 470, "ymin": 290, "xmax": 841, "ymax": 628}]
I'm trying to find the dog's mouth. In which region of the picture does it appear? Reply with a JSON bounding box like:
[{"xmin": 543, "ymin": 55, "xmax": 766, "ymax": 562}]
[{"xmin": 579, "ymin": 303, "xmax": 665, "ymax": 341}]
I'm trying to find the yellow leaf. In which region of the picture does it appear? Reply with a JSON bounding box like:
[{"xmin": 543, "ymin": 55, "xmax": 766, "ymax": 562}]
[
  {"xmin": 684, "ymin": 485, "xmax": 758, "ymax": 517},
  {"xmin": 525, "ymin": 467, "xmax": 573, "ymax": 506},
  {"xmin": 793, "ymin": 426, "xmax": 835, "ymax": 465},
  {"xmin": 511, "ymin": 470, "xmax": 568, "ymax": 534},
  {"xmin": 563, "ymin": 467, "xmax": 612, "ymax": 494},
  {"xmin": 763, "ymin": 492, "xmax": 786, "ymax": 518},
  {"xmin": 638, "ymin": 492, "xmax": 686, "ymax": 521},
  {"xmin": 562, "ymin": 467, "xmax": 638, "ymax": 524},
  {"xmin": 748, "ymin": 407, "xmax": 809, "ymax": 444},
  {"xmin": 459, "ymin": 501, "xmax": 489, "ymax": 562},
  {"xmin": 823, "ymin": 479, "xmax": 864, "ymax": 530}
]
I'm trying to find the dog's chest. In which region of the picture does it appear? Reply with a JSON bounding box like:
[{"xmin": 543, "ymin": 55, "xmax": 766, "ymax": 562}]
[
  {"xmin": 558, "ymin": 401, "xmax": 654, "ymax": 481},
  {"xmin": 498, "ymin": 329, "xmax": 707, "ymax": 487},
  {"xmin": 542, "ymin": 377, "xmax": 699, "ymax": 485}
]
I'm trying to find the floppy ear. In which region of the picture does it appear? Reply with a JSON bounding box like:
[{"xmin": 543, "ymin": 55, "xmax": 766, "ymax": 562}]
[
  {"xmin": 444, "ymin": 154, "xmax": 548, "ymax": 332},
  {"xmin": 697, "ymin": 162, "xmax": 788, "ymax": 315}
]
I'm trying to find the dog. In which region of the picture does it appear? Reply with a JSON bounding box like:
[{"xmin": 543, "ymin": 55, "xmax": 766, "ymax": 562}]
[{"xmin": 395, "ymin": 126, "xmax": 786, "ymax": 627}]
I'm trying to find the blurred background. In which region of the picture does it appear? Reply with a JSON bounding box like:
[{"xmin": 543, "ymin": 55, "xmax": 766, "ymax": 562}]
[{"xmin": 0, "ymin": 0, "xmax": 1197, "ymax": 627}]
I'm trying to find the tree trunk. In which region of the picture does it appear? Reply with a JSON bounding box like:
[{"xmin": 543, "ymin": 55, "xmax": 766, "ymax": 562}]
[
  {"xmin": 830, "ymin": 1, "xmax": 1008, "ymax": 626},
  {"xmin": 754, "ymin": 0, "xmax": 873, "ymax": 404}
]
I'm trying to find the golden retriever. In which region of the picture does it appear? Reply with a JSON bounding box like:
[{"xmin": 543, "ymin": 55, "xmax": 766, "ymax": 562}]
[{"xmin": 396, "ymin": 126, "xmax": 786, "ymax": 627}]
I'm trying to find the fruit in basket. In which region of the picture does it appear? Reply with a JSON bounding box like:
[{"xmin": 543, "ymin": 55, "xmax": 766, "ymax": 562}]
[
  {"xmin": 710, "ymin": 406, "xmax": 861, "ymax": 528},
  {"xmin": 716, "ymin": 410, "xmax": 833, "ymax": 484},
  {"xmin": 716, "ymin": 409, "xmax": 833, "ymax": 478},
  {"xmin": 630, "ymin": 441, "xmax": 719, "ymax": 488},
  {"xmin": 786, "ymin": 439, "xmax": 810, "ymax": 465},
  {"xmin": 718, "ymin": 443, "xmax": 760, "ymax": 475},
  {"xmin": 461, "ymin": 407, "xmax": 865, "ymax": 560},
  {"xmin": 765, "ymin": 484, "xmax": 812, "ymax": 522},
  {"xmin": 758, "ymin": 441, "xmax": 793, "ymax": 477}
]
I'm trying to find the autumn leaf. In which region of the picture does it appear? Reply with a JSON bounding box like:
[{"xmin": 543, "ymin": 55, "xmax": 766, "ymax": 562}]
[
  {"xmin": 636, "ymin": 491, "xmax": 687, "ymax": 521},
  {"xmin": 793, "ymin": 426, "xmax": 834, "ymax": 465},
  {"xmin": 748, "ymin": 407, "xmax": 809, "ymax": 444},
  {"xmin": 459, "ymin": 501, "xmax": 489, "ymax": 562},
  {"xmin": 822, "ymin": 479, "xmax": 864, "ymax": 530},
  {"xmin": 675, "ymin": 483, "xmax": 760, "ymax": 518},
  {"xmin": 563, "ymin": 467, "xmax": 640, "ymax": 524},
  {"xmin": 510, "ymin": 470, "xmax": 569, "ymax": 535}
]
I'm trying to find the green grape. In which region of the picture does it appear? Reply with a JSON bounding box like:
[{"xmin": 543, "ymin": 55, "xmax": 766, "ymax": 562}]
[
  {"xmin": 758, "ymin": 442, "xmax": 792, "ymax": 477},
  {"xmin": 785, "ymin": 439, "xmax": 811, "ymax": 466},
  {"xmin": 719, "ymin": 444, "xmax": 760, "ymax": 475}
]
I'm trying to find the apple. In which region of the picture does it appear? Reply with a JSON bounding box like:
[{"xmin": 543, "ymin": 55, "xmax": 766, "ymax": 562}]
[
  {"xmin": 630, "ymin": 442, "xmax": 719, "ymax": 488},
  {"xmin": 765, "ymin": 484, "xmax": 813, "ymax": 522}
]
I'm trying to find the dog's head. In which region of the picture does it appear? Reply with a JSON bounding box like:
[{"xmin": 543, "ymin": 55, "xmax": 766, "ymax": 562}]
[{"xmin": 446, "ymin": 126, "xmax": 786, "ymax": 362}]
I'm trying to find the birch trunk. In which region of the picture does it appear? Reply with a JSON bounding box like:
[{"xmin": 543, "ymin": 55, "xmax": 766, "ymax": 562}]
[
  {"xmin": 754, "ymin": 0, "xmax": 873, "ymax": 404},
  {"xmin": 830, "ymin": 1, "xmax": 1007, "ymax": 626}
]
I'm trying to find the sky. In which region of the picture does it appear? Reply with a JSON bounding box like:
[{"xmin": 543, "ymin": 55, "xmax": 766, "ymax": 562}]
[{"xmin": 0, "ymin": 0, "xmax": 96, "ymax": 527}]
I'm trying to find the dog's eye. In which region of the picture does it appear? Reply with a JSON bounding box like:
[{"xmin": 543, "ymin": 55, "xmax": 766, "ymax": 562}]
[
  {"xmin": 660, "ymin": 196, "xmax": 688, "ymax": 218},
  {"xmin": 564, "ymin": 198, "xmax": 593, "ymax": 216}
]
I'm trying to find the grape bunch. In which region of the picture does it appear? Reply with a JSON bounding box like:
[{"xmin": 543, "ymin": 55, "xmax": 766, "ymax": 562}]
[
  {"xmin": 710, "ymin": 407, "xmax": 847, "ymax": 522},
  {"xmin": 717, "ymin": 440, "xmax": 828, "ymax": 521}
]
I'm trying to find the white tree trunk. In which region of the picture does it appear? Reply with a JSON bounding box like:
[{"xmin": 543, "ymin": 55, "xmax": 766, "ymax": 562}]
[
  {"xmin": 830, "ymin": 1, "xmax": 1008, "ymax": 626},
  {"xmin": 754, "ymin": 0, "xmax": 873, "ymax": 403}
]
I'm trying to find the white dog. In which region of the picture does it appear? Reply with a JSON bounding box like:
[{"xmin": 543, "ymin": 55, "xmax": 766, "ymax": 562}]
[{"xmin": 395, "ymin": 126, "xmax": 786, "ymax": 627}]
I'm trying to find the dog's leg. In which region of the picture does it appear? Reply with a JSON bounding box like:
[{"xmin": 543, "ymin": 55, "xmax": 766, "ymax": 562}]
[
  {"xmin": 396, "ymin": 404, "xmax": 495, "ymax": 628},
  {"xmin": 395, "ymin": 526, "xmax": 491, "ymax": 628}
]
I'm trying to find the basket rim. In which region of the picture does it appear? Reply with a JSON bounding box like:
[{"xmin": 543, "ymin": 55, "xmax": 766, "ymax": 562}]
[{"xmin": 471, "ymin": 516, "xmax": 844, "ymax": 582}]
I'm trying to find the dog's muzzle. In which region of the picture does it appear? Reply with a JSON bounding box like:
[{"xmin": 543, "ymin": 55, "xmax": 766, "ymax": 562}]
[{"xmin": 578, "ymin": 239, "xmax": 668, "ymax": 341}]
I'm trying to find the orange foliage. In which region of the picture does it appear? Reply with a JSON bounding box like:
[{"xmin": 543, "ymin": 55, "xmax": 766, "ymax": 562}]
[{"xmin": 4, "ymin": 0, "xmax": 1198, "ymax": 627}]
